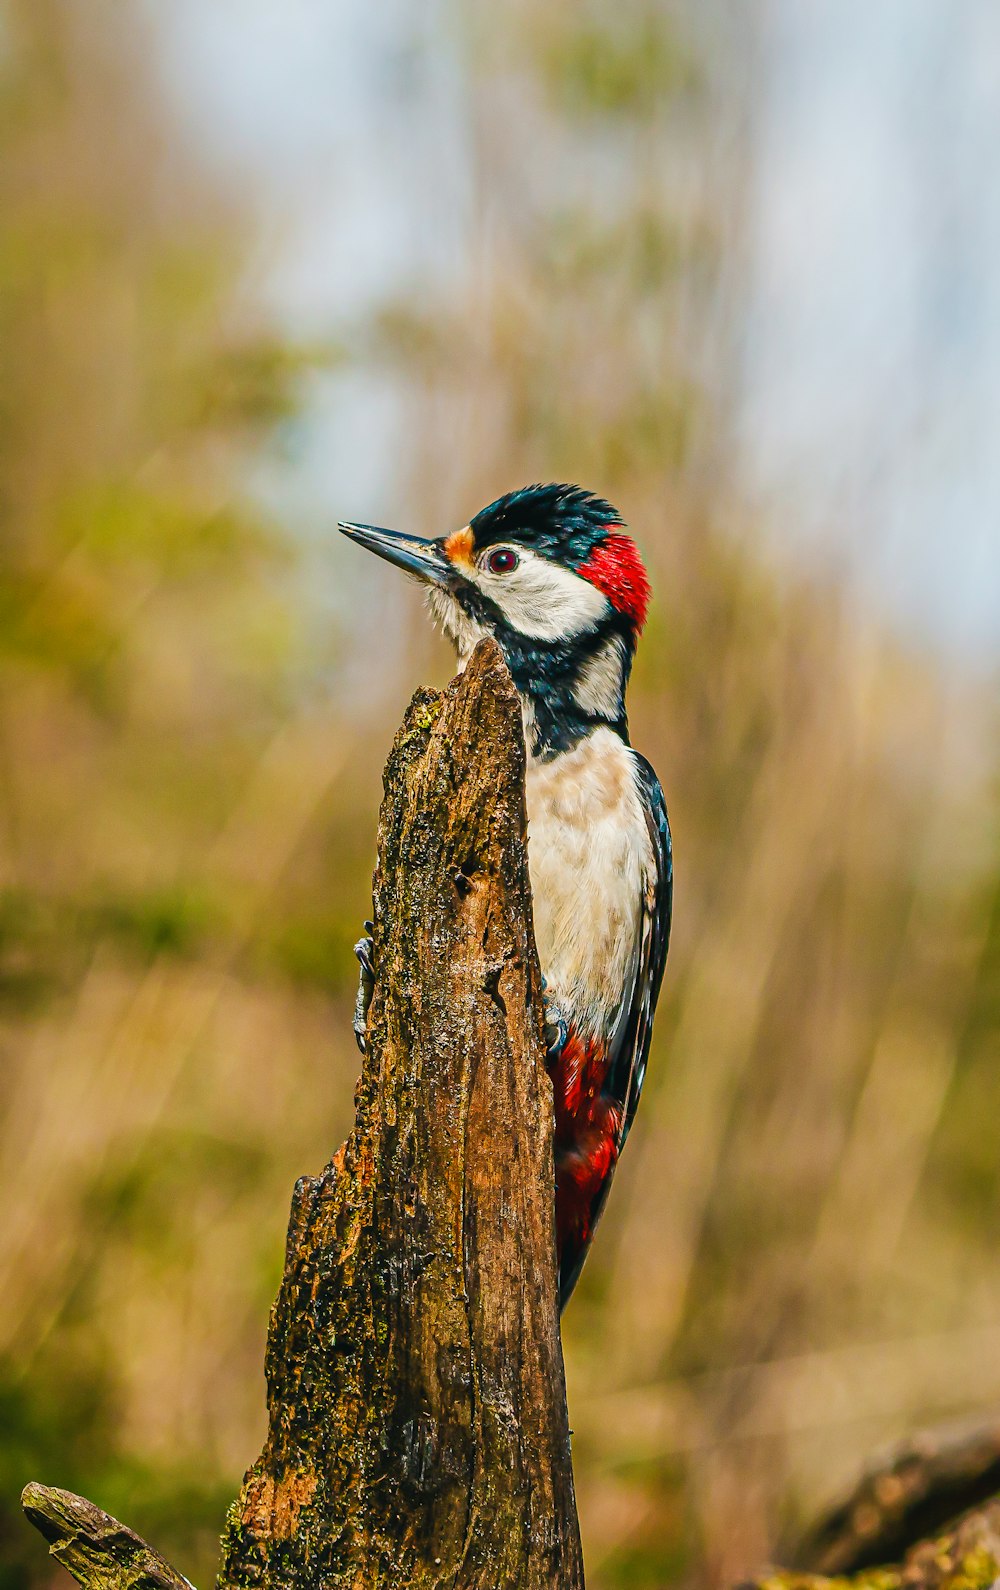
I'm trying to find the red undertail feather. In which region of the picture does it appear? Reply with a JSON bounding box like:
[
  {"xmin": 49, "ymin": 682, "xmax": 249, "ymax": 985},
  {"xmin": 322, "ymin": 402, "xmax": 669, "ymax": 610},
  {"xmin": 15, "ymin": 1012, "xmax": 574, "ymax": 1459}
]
[
  {"xmin": 578, "ymin": 529, "xmax": 650, "ymax": 631},
  {"xmin": 548, "ymin": 1024, "xmax": 622, "ymax": 1301}
]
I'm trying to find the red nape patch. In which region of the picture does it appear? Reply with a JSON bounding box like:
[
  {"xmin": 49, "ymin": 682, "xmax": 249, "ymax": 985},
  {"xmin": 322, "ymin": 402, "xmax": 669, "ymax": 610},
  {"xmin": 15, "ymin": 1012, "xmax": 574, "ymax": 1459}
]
[{"xmin": 578, "ymin": 529, "xmax": 650, "ymax": 631}]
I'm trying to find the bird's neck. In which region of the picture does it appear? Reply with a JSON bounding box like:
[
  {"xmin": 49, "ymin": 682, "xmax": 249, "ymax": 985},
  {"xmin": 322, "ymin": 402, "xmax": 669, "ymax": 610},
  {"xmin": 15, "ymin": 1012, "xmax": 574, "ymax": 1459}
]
[
  {"xmin": 506, "ymin": 628, "xmax": 632, "ymax": 761},
  {"xmin": 426, "ymin": 586, "xmax": 633, "ymax": 759}
]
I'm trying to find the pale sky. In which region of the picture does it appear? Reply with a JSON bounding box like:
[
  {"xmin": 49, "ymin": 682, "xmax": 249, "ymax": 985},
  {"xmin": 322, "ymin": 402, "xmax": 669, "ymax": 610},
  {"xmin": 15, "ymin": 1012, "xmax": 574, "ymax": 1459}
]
[
  {"xmin": 740, "ymin": 0, "xmax": 1000, "ymax": 667},
  {"xmin": 145, "ymin": 0, "xmax": 1000, "ymax": 670}
]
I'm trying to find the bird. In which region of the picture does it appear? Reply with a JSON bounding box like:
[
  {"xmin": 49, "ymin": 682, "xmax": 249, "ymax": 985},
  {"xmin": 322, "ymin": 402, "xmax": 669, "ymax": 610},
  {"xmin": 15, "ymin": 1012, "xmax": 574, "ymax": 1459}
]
[{"xmin": 339, "ymin": 483, "xmax": 672, "ymax": 1308}]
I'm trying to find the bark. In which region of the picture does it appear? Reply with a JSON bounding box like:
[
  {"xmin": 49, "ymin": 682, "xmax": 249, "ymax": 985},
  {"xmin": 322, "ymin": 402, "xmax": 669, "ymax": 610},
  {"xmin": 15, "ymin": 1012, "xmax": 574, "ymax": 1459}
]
[{"xmin": 20, "ymin": 637, "xmax": 583, "ymax": 1590}]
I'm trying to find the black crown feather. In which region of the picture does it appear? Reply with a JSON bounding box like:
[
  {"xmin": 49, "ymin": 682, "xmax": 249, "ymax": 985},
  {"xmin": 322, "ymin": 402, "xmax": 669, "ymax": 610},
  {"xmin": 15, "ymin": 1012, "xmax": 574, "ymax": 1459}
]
[{"xmin": 470, "ymin": 483, "xmax": 623, "ymax": 567}]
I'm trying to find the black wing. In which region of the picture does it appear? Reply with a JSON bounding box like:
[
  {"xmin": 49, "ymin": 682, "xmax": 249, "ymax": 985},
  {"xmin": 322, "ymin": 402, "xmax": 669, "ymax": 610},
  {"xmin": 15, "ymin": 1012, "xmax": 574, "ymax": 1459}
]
[{"xmin": 607, "ymin": 752, "xmax": 672, "ymax": 1148}]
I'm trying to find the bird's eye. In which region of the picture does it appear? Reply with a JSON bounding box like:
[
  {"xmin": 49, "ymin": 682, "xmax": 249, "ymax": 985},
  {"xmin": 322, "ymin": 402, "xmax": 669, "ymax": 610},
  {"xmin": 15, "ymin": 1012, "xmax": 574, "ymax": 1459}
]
[{"xmin": 486, "ymin": 547, "xmax": 519, "ymax": 574}]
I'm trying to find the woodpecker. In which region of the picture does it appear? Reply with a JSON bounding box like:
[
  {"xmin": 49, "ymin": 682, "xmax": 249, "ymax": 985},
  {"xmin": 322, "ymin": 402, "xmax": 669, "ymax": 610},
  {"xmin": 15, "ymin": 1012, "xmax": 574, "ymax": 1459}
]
[{"xmin": 339, "ymin": 484, "xmax": 672, "ymax": 1308}]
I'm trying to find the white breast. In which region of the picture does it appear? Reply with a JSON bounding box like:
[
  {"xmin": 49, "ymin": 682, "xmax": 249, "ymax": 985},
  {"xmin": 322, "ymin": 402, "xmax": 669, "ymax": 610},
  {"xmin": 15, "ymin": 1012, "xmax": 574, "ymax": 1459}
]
[{"xmin": 525, "ymin": 727, "xmax": 653, "ymax": 1042}]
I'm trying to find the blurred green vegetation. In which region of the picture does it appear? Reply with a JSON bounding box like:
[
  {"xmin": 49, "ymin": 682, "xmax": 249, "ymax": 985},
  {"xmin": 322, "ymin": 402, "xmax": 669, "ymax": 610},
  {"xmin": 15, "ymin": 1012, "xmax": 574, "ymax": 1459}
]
[
  {"xmin": 0, "ymin": 3, "xmax": 364, "ymax": 1584},
  {"xmin": 0, "ymin": 3, "xmax": 998, "ymax": 1590}
]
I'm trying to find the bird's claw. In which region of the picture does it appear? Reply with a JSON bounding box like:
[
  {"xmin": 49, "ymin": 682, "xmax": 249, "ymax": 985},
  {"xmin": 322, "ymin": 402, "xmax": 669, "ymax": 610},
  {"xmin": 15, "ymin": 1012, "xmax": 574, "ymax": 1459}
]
[
  {"xmin": 353, "ymin": 919, "xmax": 375, "ymax": 1055},
  {"xmin": 543, "ymin": 990, "xmax": 568, "ymax": 1064}
]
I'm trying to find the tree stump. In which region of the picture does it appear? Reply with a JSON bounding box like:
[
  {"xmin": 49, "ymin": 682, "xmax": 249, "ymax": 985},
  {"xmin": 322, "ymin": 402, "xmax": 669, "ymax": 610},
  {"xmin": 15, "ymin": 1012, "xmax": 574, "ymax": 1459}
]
[
  {"xmin": 21, "ymin": 637, "xmax": 584, "ymax": 1590},
  {"xmin": 216, "ymin": 636, "xmax": 583, "ymax": 1589}
]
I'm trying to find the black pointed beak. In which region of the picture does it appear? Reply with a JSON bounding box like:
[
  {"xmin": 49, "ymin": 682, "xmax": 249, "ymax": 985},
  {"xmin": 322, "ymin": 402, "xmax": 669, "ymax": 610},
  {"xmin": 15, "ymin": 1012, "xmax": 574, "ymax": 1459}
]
[{"xmin": 338, "ymin": 521, "xmax": 455, "ymax": 588}]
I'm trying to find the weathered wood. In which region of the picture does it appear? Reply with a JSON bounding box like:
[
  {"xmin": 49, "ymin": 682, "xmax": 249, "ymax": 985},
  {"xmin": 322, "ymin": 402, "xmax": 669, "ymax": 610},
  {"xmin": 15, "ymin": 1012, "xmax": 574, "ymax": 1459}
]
[
  {"xmin": 216, "ymin": 637, "xmax": 583, "ymax": 1588},
  {"xmin": 19, "ymin": 1483, "xmax": 193, "ymax": 1590}
]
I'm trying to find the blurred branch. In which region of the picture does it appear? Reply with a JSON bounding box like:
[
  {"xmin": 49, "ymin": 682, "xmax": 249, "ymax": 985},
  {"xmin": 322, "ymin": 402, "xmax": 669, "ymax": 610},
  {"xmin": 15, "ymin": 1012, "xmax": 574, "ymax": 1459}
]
[
  {"xmin": 791, "ymin": 1416, "xmax": 1000, "ymax": 1576},
  {"xmin": 21, "ymin": 638, "xmax": 583, "ymax": 1589},
  {"xmin": 750, "ymin": 1496, "xmax": 1000, "ymax": 1590}
]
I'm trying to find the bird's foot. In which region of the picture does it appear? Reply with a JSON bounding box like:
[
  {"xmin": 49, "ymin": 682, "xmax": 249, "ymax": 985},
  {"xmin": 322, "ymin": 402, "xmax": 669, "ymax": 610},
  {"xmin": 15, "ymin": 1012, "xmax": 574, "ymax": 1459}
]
[
  {"xmin": 542, "ymin": 986, "xmax": 569, "ymax": 1065},
  {"xmin": 352, "ymin": 920, "xmax": 375, "ymax": 1055}
]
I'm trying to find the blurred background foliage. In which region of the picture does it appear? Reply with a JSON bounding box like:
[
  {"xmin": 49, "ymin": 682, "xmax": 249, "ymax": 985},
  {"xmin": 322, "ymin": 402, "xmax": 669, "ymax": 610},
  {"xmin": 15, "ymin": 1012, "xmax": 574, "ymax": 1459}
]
[{"xmin": 0, "ymin": 2, "xmax": 998, "ymax": 1588}]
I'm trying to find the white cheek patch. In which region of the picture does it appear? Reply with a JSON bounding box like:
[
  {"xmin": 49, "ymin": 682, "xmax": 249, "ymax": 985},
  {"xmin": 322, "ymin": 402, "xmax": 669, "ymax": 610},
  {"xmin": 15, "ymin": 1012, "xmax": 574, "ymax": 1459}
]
[
  {"xmin": 573, "ymin": 635, "xmax": 626, "ymax": 718},
  {"xmin": 476, "ymin": 548, "xmax": 610, "ymax": 641}
]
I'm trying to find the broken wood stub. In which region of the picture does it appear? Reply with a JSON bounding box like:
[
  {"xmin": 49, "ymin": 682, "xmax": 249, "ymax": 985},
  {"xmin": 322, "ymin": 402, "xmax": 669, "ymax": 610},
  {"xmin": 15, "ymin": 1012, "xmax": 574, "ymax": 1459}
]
[
  {"xmin": 20, "ymin": 1484, "xmax": 194, "ymax": 1590},
  {"xmin": 217, "ymin": 637, "xmax": 584, "ymax": 1589}
]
